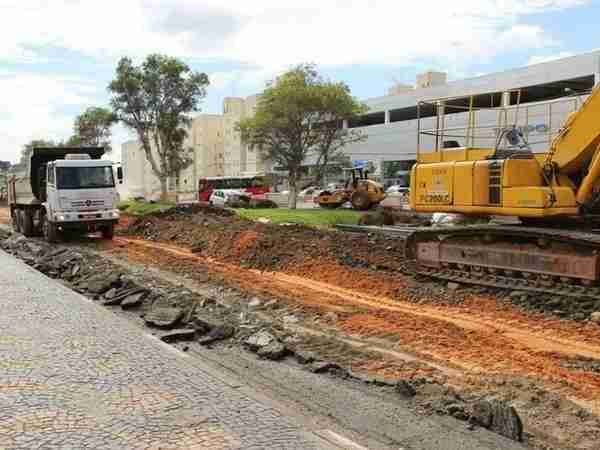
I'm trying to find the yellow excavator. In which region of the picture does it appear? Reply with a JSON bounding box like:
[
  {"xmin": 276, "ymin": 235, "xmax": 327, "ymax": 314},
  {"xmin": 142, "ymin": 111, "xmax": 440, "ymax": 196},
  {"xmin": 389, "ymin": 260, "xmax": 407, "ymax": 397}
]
[
  {"xmin": 316, "ymin": 167, "xmax": 385, "ymax": 210},
  {"xmin": 407, "ymin": 84, "xmax": 600, "ymax": 294}
]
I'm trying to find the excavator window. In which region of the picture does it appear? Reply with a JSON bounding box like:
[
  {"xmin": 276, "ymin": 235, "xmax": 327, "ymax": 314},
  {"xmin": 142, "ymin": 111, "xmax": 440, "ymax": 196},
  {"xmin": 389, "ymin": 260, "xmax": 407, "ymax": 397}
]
[{"xmin": 443, "ymin": 140, "xmax": 460, "ymax": 149}]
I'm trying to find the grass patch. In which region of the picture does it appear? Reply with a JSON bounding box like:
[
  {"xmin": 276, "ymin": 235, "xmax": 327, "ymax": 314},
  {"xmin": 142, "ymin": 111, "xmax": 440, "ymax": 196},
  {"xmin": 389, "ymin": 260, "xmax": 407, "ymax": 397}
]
[
  {"xmin": 236, "ymin": 208, "xmax": 362, "ymax": 227},
  {"xmin": 117, "ymin": 200, "xmax": 175, "ymax": 216}
]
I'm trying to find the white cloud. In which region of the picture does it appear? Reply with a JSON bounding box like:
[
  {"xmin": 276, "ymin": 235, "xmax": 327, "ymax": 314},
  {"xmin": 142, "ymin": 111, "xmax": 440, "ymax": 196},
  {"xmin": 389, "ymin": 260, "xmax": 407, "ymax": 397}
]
[
  {"xmin": 0, "ymin": 0, "xmax": 588, "ymax": 161},
  {"xmin": 0, "ymin": 73, "xmax": 100, "ymax": 163},
  {"xmin": 528, "ymin": 51, "xmax": 575, "ymax": 65},
  {"xmin": 0, "ymin": 0, "xmax": 586, "ymax": 66}
]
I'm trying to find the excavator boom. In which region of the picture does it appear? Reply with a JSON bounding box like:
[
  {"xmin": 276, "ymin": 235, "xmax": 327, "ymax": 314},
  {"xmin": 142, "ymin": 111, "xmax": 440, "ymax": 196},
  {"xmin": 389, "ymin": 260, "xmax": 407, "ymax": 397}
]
[{"xmin": 546, "ymin": 86, "xmax": 600, "ymax": 175}]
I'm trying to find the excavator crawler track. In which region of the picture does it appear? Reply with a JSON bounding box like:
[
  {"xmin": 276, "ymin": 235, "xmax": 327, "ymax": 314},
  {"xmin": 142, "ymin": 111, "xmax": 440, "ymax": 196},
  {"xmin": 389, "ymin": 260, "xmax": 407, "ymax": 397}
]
[
  {"xmin": 410, "ymin": 225, "xmax": 600, "ymax": 298},
  {"xmin": 337, "ymin": 223, "xmax": 600, "ymax": 300}
]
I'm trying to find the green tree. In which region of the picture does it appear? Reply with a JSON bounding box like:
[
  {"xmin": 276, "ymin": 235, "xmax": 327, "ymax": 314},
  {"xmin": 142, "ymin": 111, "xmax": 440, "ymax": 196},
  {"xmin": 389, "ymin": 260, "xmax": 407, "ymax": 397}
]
[
  {"xmin": 18, "ymin": 139, "xmax": 57, "ymax": 168},
  {"xmin": 69, "ymin": 106, "xmax": 116, "ymax": 151},
  {"xmin": 238, "ymin": 64, "xmax": 366, "ymax": 208},
  {"xmin": 108, "ymin": 54, "xmax": 209, "ymax": 200},
  {"xmin": 312, "ymin": 87, "xmax": 367, "ymax": 186}
]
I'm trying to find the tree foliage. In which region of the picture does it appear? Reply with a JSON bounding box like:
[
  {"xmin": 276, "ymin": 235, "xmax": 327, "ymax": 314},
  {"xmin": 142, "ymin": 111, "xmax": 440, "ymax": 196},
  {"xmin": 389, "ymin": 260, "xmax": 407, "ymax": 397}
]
[
  {"xmin": 18, "ymin": 139, "xmax": 57, "ymax": 168},
  {"xmin": 238, "ymin": 64, "xmax": 366, "ymax": 208},
  {"xmin": 69, "ymin": 106, "xmax": 116, "ymax": 151},
  {"xmin": 108, "ymin": 54, "xmax": 209, "ymax": 199}
]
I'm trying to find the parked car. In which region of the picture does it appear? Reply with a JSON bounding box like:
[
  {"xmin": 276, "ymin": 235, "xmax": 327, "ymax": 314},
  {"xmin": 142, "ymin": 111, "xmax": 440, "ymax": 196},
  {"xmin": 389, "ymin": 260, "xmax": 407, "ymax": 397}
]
[
  {"xmin": 326, "ymin": 182, "xmax": 345, "ymax": 191},
  {"xmin": 386, "ymin": 185, "xmax": 410, "ymax": 195},
  {"xmin": 209, "ymin": 189, "xmax": 249, "ymax": 207},
  {"xmin": 298, "ymin": 186, "xmax": 323, "ymax": 198}
]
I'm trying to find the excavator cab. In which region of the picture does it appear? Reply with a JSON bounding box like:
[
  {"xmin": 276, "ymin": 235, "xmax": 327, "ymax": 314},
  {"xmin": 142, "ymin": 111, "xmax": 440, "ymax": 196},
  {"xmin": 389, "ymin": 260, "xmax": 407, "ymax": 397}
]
[{"xmin": 344, "ymin": 167, "xmax": 368, "ymax": 190}]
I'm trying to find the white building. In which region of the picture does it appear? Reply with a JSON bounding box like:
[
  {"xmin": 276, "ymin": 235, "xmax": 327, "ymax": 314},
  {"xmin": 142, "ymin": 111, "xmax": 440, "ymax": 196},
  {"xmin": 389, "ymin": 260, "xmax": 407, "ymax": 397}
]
[
  {"xmin": 122, "ymin": 95, "xmax": 268, "ymax": 201},
  {"xmin": 344, "ymin": 50, "xmax": 600, "ymax": 185}
]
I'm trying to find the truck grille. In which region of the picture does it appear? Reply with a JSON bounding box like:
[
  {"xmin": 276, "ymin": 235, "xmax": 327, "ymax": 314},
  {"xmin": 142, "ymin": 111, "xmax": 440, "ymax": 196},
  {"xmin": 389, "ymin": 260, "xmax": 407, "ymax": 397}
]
[{"xmin": 71, "ymin": 199, "xmax": 105, "ymax": 208}]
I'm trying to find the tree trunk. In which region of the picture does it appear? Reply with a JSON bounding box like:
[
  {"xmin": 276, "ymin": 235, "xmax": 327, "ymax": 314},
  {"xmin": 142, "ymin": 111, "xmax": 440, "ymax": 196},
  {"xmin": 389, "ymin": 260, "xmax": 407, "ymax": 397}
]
[
  {"xmin": 159, "ymin": 176, "xmax": 168, "ymax": 202},
  {"xmin": 288, "ymin": 172, "xmax": 297, "ymax": 209},
  {"xmin": 313, "ymin": 154, "xmax": 324, "ymax": 187},
  {"xmin": 314, "ymin": 167, "xmax": 325, "ymax": 187}
]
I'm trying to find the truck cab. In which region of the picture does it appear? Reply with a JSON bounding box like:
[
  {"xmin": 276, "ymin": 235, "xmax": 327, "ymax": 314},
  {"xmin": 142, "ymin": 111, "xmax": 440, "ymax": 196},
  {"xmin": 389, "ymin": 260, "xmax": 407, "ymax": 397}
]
[
  {"xmin": 8, "ymin": 147, "xmax": 120, "ymax": 242},
  {"xmin": 43, "ymin": 156, "xmax": 120, "ymax": 239}
]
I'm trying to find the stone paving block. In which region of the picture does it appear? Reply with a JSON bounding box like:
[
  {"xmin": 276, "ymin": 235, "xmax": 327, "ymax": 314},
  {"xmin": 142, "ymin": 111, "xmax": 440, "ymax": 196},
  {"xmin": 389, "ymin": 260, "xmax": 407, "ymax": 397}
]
[{"xmin": 0, "ymin": 251, "xmax": 320, "ymax": 449}]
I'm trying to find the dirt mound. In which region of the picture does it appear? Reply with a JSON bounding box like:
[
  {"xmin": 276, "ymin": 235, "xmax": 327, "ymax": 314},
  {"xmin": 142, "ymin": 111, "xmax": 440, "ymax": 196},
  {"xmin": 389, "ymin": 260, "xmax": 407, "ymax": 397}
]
[{"xmin": 123, "ymin": 207, "xmax": 410, "ymax": 275}]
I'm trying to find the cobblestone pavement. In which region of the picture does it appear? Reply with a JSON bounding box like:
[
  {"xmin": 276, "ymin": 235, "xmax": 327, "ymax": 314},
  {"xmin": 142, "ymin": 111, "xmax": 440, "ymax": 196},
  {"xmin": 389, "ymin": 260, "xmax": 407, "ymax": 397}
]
[{"xmin": 0, "ymin": 250, "xmax": 334, "ymax": 449}]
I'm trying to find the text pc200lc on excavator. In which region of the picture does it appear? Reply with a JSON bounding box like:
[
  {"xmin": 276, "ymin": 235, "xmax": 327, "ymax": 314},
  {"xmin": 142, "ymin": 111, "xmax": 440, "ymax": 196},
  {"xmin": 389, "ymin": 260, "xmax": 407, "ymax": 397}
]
[{"xmin": 407, "ymin": 84, "xmax": 600, "ymax": 297}]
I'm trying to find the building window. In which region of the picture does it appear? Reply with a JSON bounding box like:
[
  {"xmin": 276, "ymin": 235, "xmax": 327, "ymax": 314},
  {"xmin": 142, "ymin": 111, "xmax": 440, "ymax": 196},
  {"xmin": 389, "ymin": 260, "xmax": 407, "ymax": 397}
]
[
  {"xmin": 347, "ymin": 111, "xmax": 386, "ymax": 128},
  {"xmin": 390, "ymin": 106, "xmax": 426, "ymax": 123},
  {"xmin": 509, "ymin": 75, "xmax": 594, "ymax": 105}
]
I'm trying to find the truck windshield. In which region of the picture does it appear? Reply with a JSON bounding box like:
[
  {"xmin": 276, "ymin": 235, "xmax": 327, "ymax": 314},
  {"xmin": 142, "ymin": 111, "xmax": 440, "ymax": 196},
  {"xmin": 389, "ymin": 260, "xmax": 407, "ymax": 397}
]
[{"xmin": 56, "ymin": 166, "xmax": 115, "ymax": 189}]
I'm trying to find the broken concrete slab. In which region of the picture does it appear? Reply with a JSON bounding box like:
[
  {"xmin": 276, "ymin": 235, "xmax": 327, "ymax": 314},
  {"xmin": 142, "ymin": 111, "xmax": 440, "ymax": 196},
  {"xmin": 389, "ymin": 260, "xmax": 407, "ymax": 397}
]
[
  {"xmin": 144, "ymin": 307, "xmax": 184, "ymax": 328},
  {"xmin": 294, "ymin": 350, "xmax": 317, "ymax": 365},
  {"xmin": 257, "ymin": 341, "xmax": 287, "ymax": 360},
  {"xmin": 471, "ymin": 400, "xmax": 493, "ymax": 428},
  {"xmin": 310, "ymin": 361, "xmax": 345, "ymax": 375},
  {"xmin": 160, "ymin": 329, "xmax": 196, "ymax": 343},
  {"xmin": 244, "ymin": 330, "xmax": 277, "ymax": 351},
  {"xmin": 102, "ymin": 296, "xmax": 125, "ymax": 306},
  {"xmin": 104, "ymin": 288, "xmax": 118, "ymax": 300},
  {"xmin": 445, "ymin": 403, "xmax": 469, "ymax": 421},
  {"xmin": 395, "ymin": 380, "xmax": 417, "ymax": 398},
  {"xmin": 197, "ymin": 324, "xmax": 235, "ymax": 345},
  {"xmin": 121, "ymin": 292, "xmax": 147, "ymax": 309},
  {"xmin": 243, "ymin": 330, "xmax": 288, "ymax": 360},
  {"xmin": 192, "ymin": 317, "xmax": 216, "ymax": 334},
  {"xmin": 102, "ymin": 288, "xmax": 146, "ymax": 307},
  {"xmin": 471, "ymin": 399, "xmax": 523, "ymax": 441},
  {"xmin": 87, "ymin": 273, "xmax": 121, "ymax": 294}
]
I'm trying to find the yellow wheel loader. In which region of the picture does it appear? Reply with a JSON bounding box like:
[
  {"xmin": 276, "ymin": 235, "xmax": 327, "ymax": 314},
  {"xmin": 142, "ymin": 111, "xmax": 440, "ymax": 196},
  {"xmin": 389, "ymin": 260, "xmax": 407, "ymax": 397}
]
[{"xmin": 316, "ymin": 168, "xmax": 385, "ymax": 211}]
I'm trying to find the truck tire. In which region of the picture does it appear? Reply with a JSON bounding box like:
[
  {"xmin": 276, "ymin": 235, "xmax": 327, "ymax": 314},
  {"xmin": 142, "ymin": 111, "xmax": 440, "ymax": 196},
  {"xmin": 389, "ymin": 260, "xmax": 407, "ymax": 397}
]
[
  {"xmin": 42, "ymin": 214, "xmax": 59, "ymax": 243},
  {"xmin": 351, "ymin": 191, "xmax": 371, "ymax": 210},
  {"xmin": 12, "ymin": 209, "xmax": 21, "ymax": 233},
  {"xmin": 101, "ymin": 224, "xmax": 114, "ymax": 240},
  {"xmin": 21, "ymin": 210, "xmax": 34, "ymax": 237}
]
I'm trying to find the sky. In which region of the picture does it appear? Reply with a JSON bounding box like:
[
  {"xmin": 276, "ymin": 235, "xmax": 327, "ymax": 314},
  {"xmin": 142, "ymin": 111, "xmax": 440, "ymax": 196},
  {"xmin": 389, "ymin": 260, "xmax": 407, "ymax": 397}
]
[{"xmin": 1, "ymin": 0, "xmax": 599, "ymax": 163}]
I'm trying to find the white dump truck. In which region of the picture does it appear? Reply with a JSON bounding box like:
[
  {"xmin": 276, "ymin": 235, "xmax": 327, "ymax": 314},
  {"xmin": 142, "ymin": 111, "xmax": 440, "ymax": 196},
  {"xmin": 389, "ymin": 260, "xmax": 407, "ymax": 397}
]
[{"xmin": 8, "ymin": 147, "xmax": 121, "ymax": 242}]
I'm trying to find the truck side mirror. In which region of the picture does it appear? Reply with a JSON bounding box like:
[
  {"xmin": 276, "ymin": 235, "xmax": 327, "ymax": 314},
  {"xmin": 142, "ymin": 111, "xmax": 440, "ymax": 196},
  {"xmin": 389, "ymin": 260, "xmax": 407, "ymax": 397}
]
[{"xmin": 117, "ymin": 167, "xmax": 123, "ymax": 184}]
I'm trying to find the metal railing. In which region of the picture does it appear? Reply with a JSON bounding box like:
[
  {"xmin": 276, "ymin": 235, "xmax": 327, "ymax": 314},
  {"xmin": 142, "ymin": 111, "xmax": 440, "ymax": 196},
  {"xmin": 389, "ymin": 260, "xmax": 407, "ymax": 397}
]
[{"xmin": 416, "ymin": 91, "xmax": 589, "ymax": 155}]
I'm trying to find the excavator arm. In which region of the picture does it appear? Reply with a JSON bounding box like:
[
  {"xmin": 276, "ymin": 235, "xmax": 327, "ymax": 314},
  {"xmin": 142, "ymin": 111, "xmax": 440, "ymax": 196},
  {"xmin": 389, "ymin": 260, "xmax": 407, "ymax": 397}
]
[{"xmin": 545, "ymin": 85, "xmax": 600, "ymax": 206}]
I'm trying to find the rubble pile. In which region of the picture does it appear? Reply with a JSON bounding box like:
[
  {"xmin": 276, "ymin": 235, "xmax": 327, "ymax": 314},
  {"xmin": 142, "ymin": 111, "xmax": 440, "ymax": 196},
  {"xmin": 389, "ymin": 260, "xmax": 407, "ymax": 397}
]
[{"xmin": 0, "ymin": 233, "xmax": 242, "ymax": 348}]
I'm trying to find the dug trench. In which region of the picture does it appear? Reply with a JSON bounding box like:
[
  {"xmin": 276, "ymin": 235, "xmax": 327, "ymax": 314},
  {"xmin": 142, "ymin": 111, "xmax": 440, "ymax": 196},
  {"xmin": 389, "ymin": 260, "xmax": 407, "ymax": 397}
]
[{"xmin": 1, "ymin": 206, "xmax": 600, "ymax": 449}]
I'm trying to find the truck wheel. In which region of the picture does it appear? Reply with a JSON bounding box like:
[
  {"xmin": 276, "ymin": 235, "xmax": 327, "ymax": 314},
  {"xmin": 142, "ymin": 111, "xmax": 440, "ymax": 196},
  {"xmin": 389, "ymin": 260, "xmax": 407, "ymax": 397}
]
[
  {"xmin": 101, "ymin": 224, "xmax": 114, "ymax": 240},
  {"xmin": 21, "ymin": 210, "xmax": 34, "ymax": 237},
  {"xmin": 12, "ymin": 210, "xmax": 21, "ymax": 233},
  {"xmin": 42, "ymin": 215, "xmax": 59, "ymax": 243}
]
